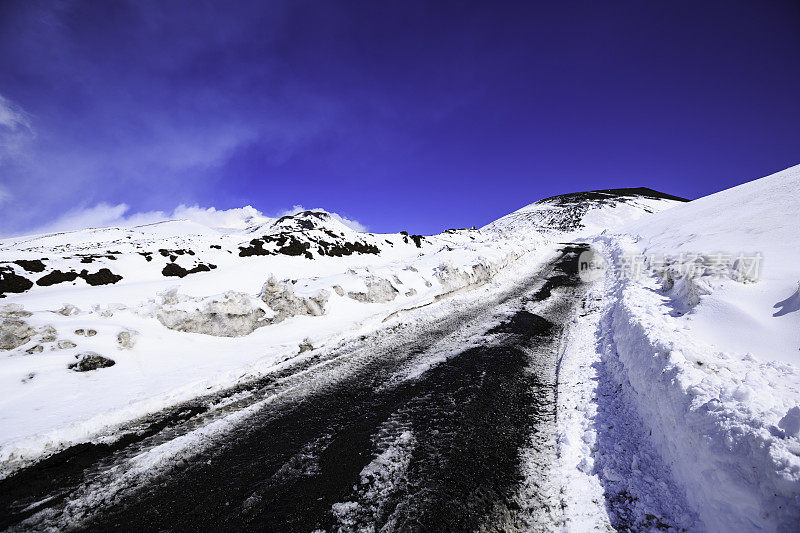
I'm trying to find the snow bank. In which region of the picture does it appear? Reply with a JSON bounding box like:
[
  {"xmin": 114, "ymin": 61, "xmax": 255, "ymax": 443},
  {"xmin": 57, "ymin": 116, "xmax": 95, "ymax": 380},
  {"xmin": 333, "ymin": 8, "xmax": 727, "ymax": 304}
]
[
  {"xmin": 154, "ymin": 289, "xmax": 270, "ymax": 337},
  {"xmin": 593, "ymin": 165, "xmax": 800, "ymax": 531}
]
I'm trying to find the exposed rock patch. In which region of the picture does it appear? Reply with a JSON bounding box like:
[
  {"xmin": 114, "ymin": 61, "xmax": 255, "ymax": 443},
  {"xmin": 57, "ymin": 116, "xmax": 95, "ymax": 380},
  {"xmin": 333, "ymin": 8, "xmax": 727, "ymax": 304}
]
[
  {"xmin": 399, "ymin": 232, "xmax": 425, "ymax": 248},
  {"xmin": 317, "ymin": 240, "xmax": 379, "ymax": 257},
  {"xmin": 159, "ymin": 248, "xmax": 195, "ymax": 257},
  {"xmin": 0, "ymin": 304, "xmax": 31, "ymax": 319},
  {"xmin": 238, "ymin": 238, "xmax": 272, "ymax": 257},
  {"xmin": 240, "ymin": 229, "xmax": 379, "ymax": 260},
  {"xmin": 77, "ymin": 254, "xmax": 117, "ymax": 264},
  {"xmin": 37, "ymin": 270, "xmax": 79, "ymax": 286},
  {"xmin": 69, "ymin": 352, "xmax": 115, "ymax": 372},
  {"xmin": 81, "ymin": 268, "xmax": 122, "ymax": 286},
  {"xmin": 0, "ymin": 267, "xmax": 34, "ymax": 296},
  {"xmin": 12, "ymin": 260, "xmax": 46, "ymax": 273},
  {"xmin": 162, "ymin": 262, "xmax": 217, "ymax": 278},
  {"xmin": 39, "ymin": 325, "xmax": 57, "ymax": 343},
  {"xmin": 37, "ymin": 268, "xmax": 122, "ymax": 287}
]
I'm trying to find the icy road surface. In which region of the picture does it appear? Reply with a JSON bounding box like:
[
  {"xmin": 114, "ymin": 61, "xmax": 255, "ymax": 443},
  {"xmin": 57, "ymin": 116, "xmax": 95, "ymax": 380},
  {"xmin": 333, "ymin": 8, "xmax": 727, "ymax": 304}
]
[{"xmin": 1, "ymin": 245, "xmax": 590, "ymax": 532}]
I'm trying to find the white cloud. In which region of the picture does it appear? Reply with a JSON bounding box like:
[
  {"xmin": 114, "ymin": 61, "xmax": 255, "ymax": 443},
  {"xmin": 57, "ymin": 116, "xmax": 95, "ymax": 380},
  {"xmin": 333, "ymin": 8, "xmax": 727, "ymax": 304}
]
[
  {"xmin": 14, "ymin": 203, "xmax": 366, "ymax": 236},
  {"xmin": 328, "ymin": 213, "xmax": 368, "ymax": 233},
  {"xmin": 23, "ymin": 203, "xmax": 164, "ymax": 235},
  {"xmin": 171, "ymin": 205, "xmax": 273, "ymax": 230},
  {"xmin": 0, "ymin": 185, "xmax": 10, "ymax": 206},
  {"xmin": 0, "ymin": 94, "xmax": 35, "ymax": 162}
]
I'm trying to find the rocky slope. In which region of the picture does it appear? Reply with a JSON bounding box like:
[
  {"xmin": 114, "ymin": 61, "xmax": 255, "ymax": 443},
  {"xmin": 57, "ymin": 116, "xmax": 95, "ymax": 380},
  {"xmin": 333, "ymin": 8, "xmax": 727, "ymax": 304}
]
[{"xmin": 484, "ymin": 187, "xmax": 687, "ymax": 236}]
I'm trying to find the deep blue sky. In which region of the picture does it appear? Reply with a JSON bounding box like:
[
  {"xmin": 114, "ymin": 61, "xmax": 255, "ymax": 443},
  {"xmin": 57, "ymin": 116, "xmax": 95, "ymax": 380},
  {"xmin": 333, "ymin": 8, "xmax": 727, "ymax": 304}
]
[{"xmin": 0, "ymin": 0, "xmax": 798, "ymax": 235}]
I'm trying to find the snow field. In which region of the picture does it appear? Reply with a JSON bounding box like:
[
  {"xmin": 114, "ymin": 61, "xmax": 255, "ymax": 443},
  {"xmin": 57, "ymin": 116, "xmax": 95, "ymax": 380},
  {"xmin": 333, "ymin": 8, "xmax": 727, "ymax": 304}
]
[{"xmin": 0, "ymin": 223, "xmax": 548, "ymax": 478}]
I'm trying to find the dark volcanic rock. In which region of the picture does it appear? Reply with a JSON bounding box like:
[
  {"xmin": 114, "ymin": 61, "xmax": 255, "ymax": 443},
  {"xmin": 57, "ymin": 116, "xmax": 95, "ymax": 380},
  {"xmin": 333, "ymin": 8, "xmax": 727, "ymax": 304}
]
[
  {"xmin": 77, "ymin": 254, "xmax": 117, "ymax": 264},
  {"xmin": 12, "ymin": 260, "xmax": 46, "ymax": 273},
  {"xmin": 36, "ymin": 270, "xmax": 79, "ymax": 287},
  {"xmin": 238, "ymin": 239, "xmax": 272, "ymax": 257},
  {"xmin": 69, "ymin": 352, "xmax": 116, "ymax": 372},
  {"xmin": 318, "ymin": 241, "xmax": 380, "ymax": 257},
  {"xmin": 0, "ymin": 268, "xmax": 34, "ymax": 296},
  {"xmin": 37, "ymin": 268, "xmax": 122, "ymax": 287},
  {"xmin": 242, "ymin": 230, "xmax": 380, "ymax": 260},
  {"xmin": 162, "ymin": 263, "xmax": 216, "ymax": 278},
  {"xmin": 276, "ymin": 238, "xmax": 312, "ymax": 258},
  {"xmin": 537, "ymin": 187, "xmax": 689, "ymax": 205},
  {"xmin": 162, "ymin": 263, "xmax": 189, "ymax": 277},
  {"xmin": 80, "ymin": 268, "xmax": 123, "ymax": 286}
]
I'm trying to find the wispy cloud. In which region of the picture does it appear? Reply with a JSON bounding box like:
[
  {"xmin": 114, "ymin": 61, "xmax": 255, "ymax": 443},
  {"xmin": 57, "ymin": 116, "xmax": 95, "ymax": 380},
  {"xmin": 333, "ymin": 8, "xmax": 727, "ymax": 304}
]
[
  {"xmin": 0, "ymin": 184, "xmax": 11, "ymax": 206},
  {"xmin": 0, "ymin": 94, "xmax": 34, "ymax": 163},
  {"xmin": 19, "ymin": 203, "xmax": 161, "ymax": 235},
  {"xmin": 10, "ymin": 203, "xmax": 366, "ymax": 237}
]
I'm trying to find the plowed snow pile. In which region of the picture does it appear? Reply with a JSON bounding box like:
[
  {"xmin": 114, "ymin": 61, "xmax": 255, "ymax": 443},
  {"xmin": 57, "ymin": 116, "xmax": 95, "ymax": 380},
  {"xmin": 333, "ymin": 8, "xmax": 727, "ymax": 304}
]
[{"xmin": 593, "ymin": 165, "xmax": 800, "ymax": 530}]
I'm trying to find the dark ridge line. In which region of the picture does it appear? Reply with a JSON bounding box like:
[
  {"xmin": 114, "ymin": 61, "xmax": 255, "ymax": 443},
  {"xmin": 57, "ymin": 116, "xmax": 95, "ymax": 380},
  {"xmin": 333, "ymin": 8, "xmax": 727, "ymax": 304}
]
[{"xmin": 537, "ymin": 187, "xmax": 690, "ymax": 204}]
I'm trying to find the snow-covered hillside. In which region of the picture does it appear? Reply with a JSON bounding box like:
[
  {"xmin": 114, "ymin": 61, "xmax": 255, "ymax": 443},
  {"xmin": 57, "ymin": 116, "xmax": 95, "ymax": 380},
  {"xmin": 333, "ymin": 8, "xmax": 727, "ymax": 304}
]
[
  {"xmin": 0, "ymin": 210, "xmax": 543, "ymax": 473},
  {"xmin": 485, "ymin": 187, "xmax": 687, "ymax": 236},
  {"xmin": 589, "ymin": 166, "xmax": 800, "ymax": 531}
]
